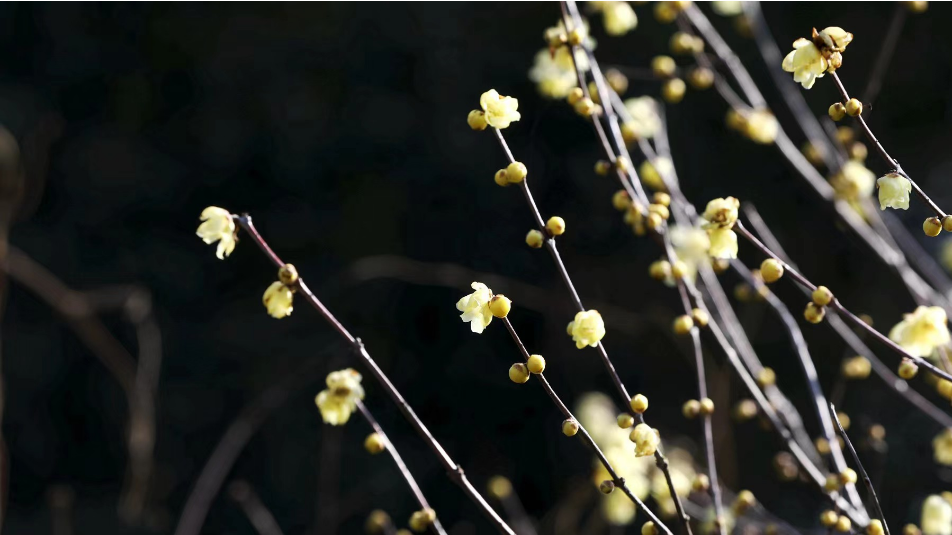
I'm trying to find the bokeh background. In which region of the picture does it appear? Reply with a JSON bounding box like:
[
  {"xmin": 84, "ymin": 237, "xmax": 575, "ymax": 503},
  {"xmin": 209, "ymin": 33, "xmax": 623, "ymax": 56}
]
[{"xmin": 2, "ymin": 2, "xmax": 952, "ymax": 533}]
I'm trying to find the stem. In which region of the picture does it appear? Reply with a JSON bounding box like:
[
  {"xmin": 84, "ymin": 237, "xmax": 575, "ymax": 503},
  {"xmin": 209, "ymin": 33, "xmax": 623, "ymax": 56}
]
[
  {"xmin": 234, "ymin": 215, "xmax": 515, "ymax": 535},
  {"xmin": 830, "ymin": 405, "xmax": 892, "ymax": 535},
  {"xmin": 228, "ymin": 480, "xmax": 287, "ymax": 535},
  {"xmin": 356, "ymin": 401, "xmax": 448, "ymax": 535}
]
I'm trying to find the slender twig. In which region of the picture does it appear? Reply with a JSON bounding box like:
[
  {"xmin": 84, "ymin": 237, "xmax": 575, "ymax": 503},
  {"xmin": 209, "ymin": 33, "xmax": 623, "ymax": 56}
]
[
  {"xmin": 228, "ymin": 480, "xmax": 286, "ymax": 535},
  {"xmin": 830, "ymin": 405, "xmax": 891, "ymax": 535},
  {"xmin": 232, "ymin": 215, "xmax": 514, "ymax": 535},
  {"xmin": 500, "ymin": 318, "xmax": 672, "ymax": 535},
  {"xmin": 860, "ymin": 5, "xmax": 906, "ymax": 108},
  {"xmin": 356, "ymin": 400, "xmax": 448, "ymax": 535}
]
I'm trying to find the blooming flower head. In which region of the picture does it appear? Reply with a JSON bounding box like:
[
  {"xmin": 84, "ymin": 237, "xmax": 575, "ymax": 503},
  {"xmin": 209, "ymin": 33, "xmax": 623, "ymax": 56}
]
[
  {"xmin": 528, "ymin": 49, "xmax": 579, "ymax": 99},
  {"xmin": 817, "ymin": 26, "xmax": 854, "ymax": 52},
  {"xmin": 701, "ymin": 197, "xmax": 740, "ymax": 229},
  {"xmin": 263, "ymin": 281, "xmax": 294, "ymax": 319},
  {"xmin": 480, "ymin": 90, "xmax": 521, "ymax": 129},
  {"xmin": 315, "ymin": 368, "xmax": 365, "ymax": 425},
  {"xmin": 888, "ymin": 306, "xmax": 951, "ymax": 358},
  {"xmin": 877, "ymin": 172, "xmax": 912, "ymax": 210},
  {"xmin": 196, "ymin": 206, "xmax": 236, "ymax": 259},
  {"xmin": 830, "ymin": 161, "xmax": 875, "ymax": 201},
  {"xmin": 782, "ymin": 38, "xmax": 827, "ymax": 89},
  {"xmin": 934, "ymin": 429, "xmax": 952, "ymax": 466},
  {"xmin": 595, "ymin": 1, "xmax": 638, "ymax": 36},
  {"xmin": 708, "ymin": 228, "xmax": 738, "ymax": 260},
  {"xmin": 568, "ymin": 309, "xmax": 606, "ymax": 349},
  {"xmin": 631, "ymin": 423, "xmax": 660, "ymax": 457},
  {"xmin": 922, "ymin": 494, "xmax": 952, "ymax": 535},
  {"xmin": 457, "ymin": 282, "xmax": 494, "ymax": 333},
  {"xmin": 622, "ymin": 96, "xmax": 661, "ymax": 141}
]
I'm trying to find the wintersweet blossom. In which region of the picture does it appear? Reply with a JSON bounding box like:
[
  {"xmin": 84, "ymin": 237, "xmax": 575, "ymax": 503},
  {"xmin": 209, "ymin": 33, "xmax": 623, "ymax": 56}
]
[
  {"xmin": 711, "ymin": 1, "xmax": 743, "ymax": 16},
  {"xmin": 480, "ymin": 90, "xmax": 521, "ymax": 129},
  {"xmin": 196, "ymin": 206, "xmax": 236, "ymax": 259},
  {"xmin": 708, "ymin": 228, "xmax": 738, "ymax": 260},
  {"xmin": 922, "ymin": 495, "xmax": 952, "ymax": 535},
  {"xmin": 315, "ymin": 369, "xmax": 365, "ymax": 425},
  {"xmin": 934, "ymin": 429, "xmax": 952, "ymax": 466},
  {"xmin": 528, "ymin": 49, "xmax": 578, "ymax": 99},
  {"xmin": 830, "ymin": 161, "xmax": 875, "ymax": 201},
  {"xmin": 263, "ymin": 281, "xmax": 294, "ymax": 318},
  {"xmin": 744, "ymin": 109, "xmax": 779, "ymax": 144},
  {"xmin": 877, "ymin": 172, "xmax": 912, "ymax": 210},
  {"xmin": 457, "ymin": 282, "xmax": 494, "ymax": 333},
  {"xmin": 817, "ymin": 27, "xmax": 854, "ymax": 52},
  {"xmin": 568, "ymin": 310, "xmax": 606, "ymax": 348},
  {"xmin": 888, "ymin": 306, "xmax": 951, "ymax": 357},
  {"xmin": 631, "ymin": 423, "xmax": 660, "ymax": 457},
  {"xmin": 782, "ymin": 38, "xmax": 827, "ymax": 89},
  {"xmin": 595, "ymin": 1, "xmax": 638, "ymax": 36},
  {"xmin": 701, "ymin": 197, "xmax": 740, "ymax": 229},
  {"xmin": 622, "ymin": 96, "xmax": 661, "ymax": 140}
]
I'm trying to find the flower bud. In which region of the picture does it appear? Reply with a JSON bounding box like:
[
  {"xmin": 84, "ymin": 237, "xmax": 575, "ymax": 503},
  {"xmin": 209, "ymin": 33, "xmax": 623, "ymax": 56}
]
[
  {"xmin": 279, "ymin": 264, "xmax": 299, "ymax": 286},
  {"xmin": 898, "ymin": 358, "xmax": 918, "ymax": 379},
  {"xmin": 828, "ymin": 102, "xmax": 846, "ymax": 121},
  {"xmin": 845, "ymin": 98, "xmax": 863, "ymax": 117},
  {"xmin": 673, "ymin": 314, "xmax": 694, "ymax": 335},
  {"xmin": 489, "ymin": 295, "xmax": 511, "ymax": 318},
  {"xmin": 364, "ymin": 433, "xmax": 386, "ymax": 455},
  {"xmin": 617, "ymin": 413, "xmax": 635, "ymax": 429},
  {"xmin": 562, "ymin": 418, "xmax": 579, "ymax": 436},
  {"xmin": 546, "ymin": 216, "xmax": 566, "ymax": 236},
  {"xmin": 630, "ymin": 394, "xmax": 649, "ymax": 413},
  {"xmin": 527, "ymin": 354, "xmax": 545, "ymax": 374},
  {"xmin": 683, "ymin": 399, "xmax": 701, "ymax": 419},
  {"xmin": 924, "ymin": 217, "xmax": 942, "ymax": 237},
  {"xmin": 662, "ymin": 78, "xmax": 686, "ymax": 104},
  {"xmin": 506, "ymin": 162, "xmax": 527, "ymax": 183},
  {"xmin": 804, "ymin": 302, "xmax": 826, "ymax": 324},
  {"xmin": 467, "ymin": 110, "xmax": 488, "ymax": 131},
  {"xmin": 599, "ymin": 480, "xmax": 615, "ymax": 494},
  {"xmin": 760, "ymin": 258, "xmax": 784, "ymax": 283},
  {"xmin": 526, "ymin": 230, "xmax": 544, "ymax": 248},
  {"xmin": 494, "ymin": 169, "xmax": 509, "ymax": 187},
  {"xmin": 509, "ymin": 363, "xmax": 530, "ymax": 384},
  {"xmin": 812, "ymin": 286, "xmax": 833, "ymax": 306}
]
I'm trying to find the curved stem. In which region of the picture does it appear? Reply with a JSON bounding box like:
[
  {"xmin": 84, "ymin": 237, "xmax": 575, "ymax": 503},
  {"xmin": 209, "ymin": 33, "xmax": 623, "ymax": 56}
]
[{"xmin": 830, "ymin": 405, "xmax": 891, "ymax": 535}]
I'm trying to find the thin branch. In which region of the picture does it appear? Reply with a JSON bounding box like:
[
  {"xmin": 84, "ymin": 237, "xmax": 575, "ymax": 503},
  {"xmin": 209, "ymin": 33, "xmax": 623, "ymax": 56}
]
[
  {"xmin": 829, "ymin": 405, "xmax": 891, "ymax": 535},
  {"xmin": 859, "ymin": 5, "xmax": 907, "ymax": 110},
  {"xmin": 228, "ymin": 480, "xmax": 286, "ymax": 535}
]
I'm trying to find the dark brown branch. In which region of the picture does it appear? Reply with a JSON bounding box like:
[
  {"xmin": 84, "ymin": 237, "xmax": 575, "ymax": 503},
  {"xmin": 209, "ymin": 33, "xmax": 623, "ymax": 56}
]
[
  {"xmin": 228, "ymin": 480, "xmax": 286, "ymax": 535},
  {"xmin": 830, "ymin": 405, "xmax": 891, "ymax": 535}
]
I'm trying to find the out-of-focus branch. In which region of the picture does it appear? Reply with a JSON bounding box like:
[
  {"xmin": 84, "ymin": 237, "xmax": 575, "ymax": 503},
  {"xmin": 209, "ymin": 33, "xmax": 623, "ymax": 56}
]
[
  {"xmin": 47, "ymin": 484, "xmax": 75, "ymax": 535},
  {"xmin": 228, "ymin": 480, "xmax": 286, "ymax": 535}
]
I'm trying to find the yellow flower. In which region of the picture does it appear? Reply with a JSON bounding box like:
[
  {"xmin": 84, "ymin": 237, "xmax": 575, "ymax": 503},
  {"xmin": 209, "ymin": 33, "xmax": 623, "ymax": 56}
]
[
  {"xmin": 744, "ymin": 109, "xmax": 779, "ymax": 144},
  {"xmin": 782, "ymin": 38, "xmax": 827, "ymax": 89},
  {"xmin": 934, "ymin": 429, "xmax": 952, "ymax": 466},
  {"xmin": 638, "ymin": 157, "xmax": 673, "ymax": 191},
  {"xmin": 262, "ymin": 281, "xmax": 294, "ymax": 319},
  {"xmin": 528, "ymin": 49, "xmax": 578, "ymax": 99},
  {"xmin": 711, "ymin": 1, "xmax": 743, "ymax": 16},
  {"xmin": 889, "ymin": 306, "xmax": 951, "ymax": 357},
  {"xmin": 315, "ymin": 368, "xmax": 365, "ymax": 425},
  {"xmin": 568, "ymin": 309, "xmax": 606, "ymax": 348},
  {"xmin": 479, "ymin": 89, "xmax": 521, "ymax": 129},
  {"xmin": 708, "ymin": 228, "xmax": 738, "ymax": 259},
  {"xmin": 818, "ymin": 27, "xmax": 854, "ymax": 52},
  {"xmin": 457, "ymin": 282, "xmax": 494, "ymax": 333},
  {"xmin": 598, "ymin": 1, "xmax": 638, "ymax": 36},
  {"xmin": 701, "ymin": 197, "xmax": 740, "ymax": 229},
  {"xmin": 196, "ymin": 206, "xmax": 236, "ymax": 259},
  {"xmin": 877, "ymin": 172, "xmax": 912, "ymax": 210},
  {"xmin": 830, "ymin": 161, "xmax": 875, "ymax": 201},
  {"xmin": 669, "ymin": 225, "xmax": 710, "ymax": 284},
  {"xmin": 922, "ymin": 494, "xmax": 952, "ymax": 535},
  {"xmin": 631, "ymin": 423, "xmax": 660, "ymax": 457},
  {"xmin": 622, "ymin": 96, "xmax": 661, "ymax": 140}
]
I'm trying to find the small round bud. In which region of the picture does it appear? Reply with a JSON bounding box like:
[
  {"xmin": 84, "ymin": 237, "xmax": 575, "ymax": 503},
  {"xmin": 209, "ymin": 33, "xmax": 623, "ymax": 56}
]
[
  {"xmin": 567, "ymin": 28, "xmax": 584, "ymax": 46},
  {"xmin": 648, "ymin": 203, "xmax": 670, "ymax": 220},
  {"xmin": 649, "ymin": 260, "xmax": 672, "ymax": 281},
  {"xmin": 617, "ymin": 413, "xmax": 635, "ymax": 429},
  {"xmin": 868, "ymin": 519, "xmax": 885, "ymax": 535},
  {"xmin": 567, "ymin": 87, "xmax": 584, "ymax": 105},
  {"xmin": 803, "ymin": 142, "xmax": 823, "ymax": 166},
  {"xmin": 824, "ymin": 474, "xmax": 841, "ymax": 492},
  {"xmin": 815, "ymin": 437, "xmax": 831, "ymax": 454},
  {"xmin": 652, "ymin": 192, "xmax": 671, "ymax": 207},
  {"xmin": 612, "ymin": 190, "xmax": 631, "ymax": 211},
  {"xmin": 712, "ymin": 258, "xmax": 730, "ymax": 274},
  {"xmin": 937, "ymin": 379, "xmax": 952, "ymax": 399},
  {"xmin": 279, "ymin": 264, "xmax": 299, "ymax": 286},
  {"xmin": 364, "ymin": 433, "xmax": 386, "ymax": 455},
  {"xmin": 906, "ymin": 1, "xmax": 928, "ymax": 13},
  {"xmin": 689, "ymin": 309, "xmax": 708, "ymax": 328},
  {"xmin": 489, "ymin": 295, "xmax": 511, "ymax": 318},
  {"xmin": 616, "ymin": 156, "xmax": 632, "ymax": 173},
  {"xmin": 587, "ymin": 82, "xmax": 601, "ymax": 105},
  {"xmin": 804, "ymin": 302, "xmax": 826, "ymax": 324},
  {"xmin": 904, "ymin": 525, "xmax": 923, "ymax": 535},
  {"xmin": 546, "ymin": 216, "xmax": 566, "ymax": 236},
  {"xmin": 898, "ymin": 358, "xmax": 919, "ymax": 379},
  {"xmin": 837, "ymin": 126, "xmax": 855, "ymax": 144},
  {"xmin": 734, "ymin": 490, "xmax": 756, "ymax": 513},
  {"xmin": 596, "ymin": 160, "xmax": 612, "ymax": 176},
  {"xmin": 409, "ymin": 509, "xmax": 436, "ymax": 532},
  {"xmin": 654, "ymin": 1, "xmax": 677, "ymax": 23},
  {"xmin": 662, "ymin": 78, "xmax": 686, "ymax": 104},
  {"xmin": 562, "ymin": 418, "xmax": 580, "ymax": 437},
  {"xmin": 506, "ymin": 162, "xmax": 527, "ymax": 183},
  {"xmin": 574, "ymin": 97, "xmax": 598, "ymax": 117},
  {"xmin": 670, "ymin": 32, "xmax": 697, "ymax": 55},
  {"xmin": 671, "ymin": 260, "xmax": 689, "ymax": 280},
  {"xmin": 849, "ymin": 141, "xmax": 868, "ymax": 161},
  {"xmin": 839, "ymin": 468, "xmax": 857, "ymax": 485},
  {"xmin": 733, "ymin": 399, "xmax": 758, "ymax": 421},
  {"xmin": 646, "ymin": 212, "xmax": 664, "ymax": 231},
  {"xmin": 366, "ymin": 510, "xmax": 392, "ymax": 534},
  {"xmin": 691, "ymin": 474, "xmax": 710, "ymax": 492},
  {"xmin": 837, "ymin": 411, "xmax": 851, "ymax": 430},
  {"xmin": 467, "ymin": 110, "xmax": 488, "ymax": 131},
  {"xmin": 845, "ymin": 98, "xmax": 863, "ymax": 117},
  {"xmin": 631, "ymin": 394, "xmax": 649, "ymax": 414},
  {"xmin": 599, "ymin": 480, "xmax": 615, "ymax": 494},
  {"xmin": 870, "ymin": 424, "xmax": 886, "ymax": 441},
  {"xmin": 942, "ymin": 215, "xmax": 952, "ymax": 233},
  {"xmin": 606, "ymin": 68, "xmax": 629, "ymax": 94},
  {"xmin": 682, "ymin": 399, "xmax": 701, "ymax": 419},
  {"xmin": 924, "ymin": 217, "xmax": 942, "ymax": 237},
  {"xmin": 642, "ymin": 522, "xmax": 659, "ymax": 535},
  {"xmin": 688, "ymin": 67, "xmax": 714, "ymax": 90},
  {"xmin": 673, "ymin": 314, "xmax": 694, "ymax": 335},
  {"xmin": 835, "ymin": 516, "xmax": 852, "ymax": 533},
  {"xmin": 509, "ymin": 363, "xmax": 530, "ymax": 384},
  {"xmin": 527, "ymin": 354, "xmax": 545, "ymax": 374},
  {"xmin": 820, "ymin": 510, "xmax": 839, "ymax": 527},
  {"xmin": 494, "ymin": 169, "xmax": 509, "ymax": 187},
  {"xmin": 526, "ymin": 229, "xmax": 544, "ymax": 248},
  {"xmin": 651, "ymin": 55, "xmax": 677, "ymax": 78},
  {"xmin": 828, "ymin": 102, "xmax": 846, "ymax": 121},
  {"xmin": 812, "ymin": 286, "xmax": 833, "ymax": 306},
  {"xmin": 760, "ymin": 259, "xmax": 784, "ymax": 283},
  {"xmin": 757, "ymin": 367, "xmax": 776, "ymax": 387},
  {"xmin": 699, "ymin": 397, "xmax": 715, "ymax": 415},
  {"xmin": 487, "ymin": 476, "xmax": 512, "ymax": 500}
]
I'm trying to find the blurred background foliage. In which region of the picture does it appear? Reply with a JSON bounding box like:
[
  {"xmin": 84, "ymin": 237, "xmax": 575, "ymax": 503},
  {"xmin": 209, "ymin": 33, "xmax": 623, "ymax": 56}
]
[{"xmin": 2, "ymin": 2, "xmax": 952, "ymax": 533}]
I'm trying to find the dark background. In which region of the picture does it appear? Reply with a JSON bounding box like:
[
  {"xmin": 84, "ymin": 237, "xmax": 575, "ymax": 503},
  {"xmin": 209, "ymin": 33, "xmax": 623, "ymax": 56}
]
[{"xmin": 2, "ymin": 2, "xmax": 952, "ymax": 533}]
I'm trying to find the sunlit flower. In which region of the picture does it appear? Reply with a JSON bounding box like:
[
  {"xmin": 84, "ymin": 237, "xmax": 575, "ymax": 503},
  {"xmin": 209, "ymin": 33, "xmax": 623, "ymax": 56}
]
[
  {"xmin": 708, "ymin": 228, "xmax": 738, "ymax": 259},
  {"xmin": 669, "ymin": 225, "xmax": 711, "ymax": 284},
  {"xmin": 638, "ymin": 157, "xmax": 673, "ymax": 191},
  {"xmin": 830, "ymin": 161, "xmax": 875, "ymax": 201},
  {"xmin": 622, "ymin": 96, "xmax": 661, "ymax": 140},
  {"xmin": 934, "ymin": 429, "xmax": 952, "ymax": 466},
  {"xmin": 262, "ymin": 281, "xmax": 294, "ymax": 319},
  {"xmin": 595, "ymin": 1, "xmax": 638, "ymax": 36},
  {"xmin": 818, "ymin": 26, "xmax": 854, "ymax": 52},
  {"xmin": 315, "ymin": 369, "xmax": 365, "ymax": 425},
  {"xmin": 877, "ymin": 172, "xmax": 912, "ymax": 210},
  {"xmin": 457, "ymin": 282, "xmax": 494, "ymax": 334},
  {"xmin": 568, "ymin": 309, "xmax": 606, "ymax": 348},
  {"xmin": 922, "ymin": 494, "xmax": 952, "ymax": 535},
  {"xmin": 196, "ymin": 206, "xmax": 236, "ymax": 259},
  {"xmin": 529, "ymin": 49, "xmax": 578, "ymax": 99},
  {"xmin": 712, "ymin": 1, "xmax": 743, "ymax": 16},
  {"xmin": 631, "ymin": 423, "xmax": 660, "ymax": 457},
  {"xmin": 889, "ymin": 306, "xmax": 951, "ymax": 358},
  {"xmin": 480, "ymin": 90, "xmax": 521, "ymax": 129},
  {"xmin": 782, "ymin": 38, "xmax": 827, "ymax": 89},
  {"xmin": 701, "ymin": 197, "xmax": 740, "ymax": 229}
]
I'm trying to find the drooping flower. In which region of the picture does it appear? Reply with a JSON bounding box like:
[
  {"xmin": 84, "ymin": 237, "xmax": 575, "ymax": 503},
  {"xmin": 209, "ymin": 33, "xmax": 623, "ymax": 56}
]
[
  {"xmin": 568, "ymin": 310, "xmax": 606, "ymax": 348},
  {"xmin": 781, "ymin": 38, "xmax": 827, "ymax": 89},
  {"xmin": 922, "ymin": 494, "xmax": 952, "ymax": 535},
  {"xmin": 262, "ymin": 281, "xmax": 294, "ymax": 319},
  {"xmin": 631, "ymin": 423, "xmax": 660, "ymax": 457},
  {"xmin": 817, "ymin": 27, "xmax": 854, "ymax": 52},
  {"xmin": 595, "ymin": 1, "xmax": 638, "ymax": 36},
  {"xmin": 701, "ymin": 197, "xmax": 740, "ymax": 229},
  {"xmin": 315, "ymin": 369, "xmax": 365, "ymax": 425},
  {"xmin": 528, "ymin": 49, "xmax": 579, "ymax": 99},
  {"xmin": 830, "ymin": 161, "xmax": 875, "ymax": 201},
  {"xmin": 708, "ymin": 228, "xmax": 738, "ymax": 260},
  {"xmin": 457, "ymin": 282, "xmax": 494, "ymax": 333},
  {"xmin": 196, "ymin": 206, "xmax": 236, "ymax": 259},
  {"xmin": 622, "ymin": 96, "xmax": 661, "ymax": 141},
  {"xmin": 888, "ymin": 306, "xmax": 951, "ymax": 358},
  {"xmin": 877, "ymin": 172, "xmax": 912, "ymax": 210},
  {"xmin": 934, "ymin": 429, "xmax": 952, "ymax": 466},
  {"xmin": 479, "ymin": 90, "xmax": 521, "ymax": 129}
]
